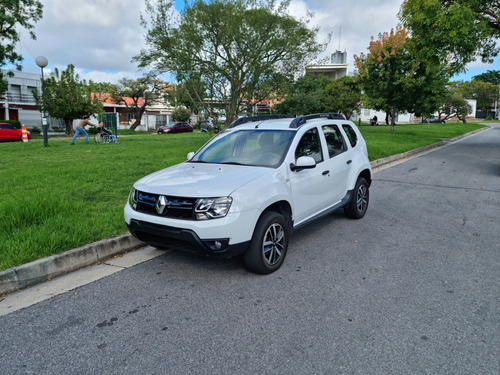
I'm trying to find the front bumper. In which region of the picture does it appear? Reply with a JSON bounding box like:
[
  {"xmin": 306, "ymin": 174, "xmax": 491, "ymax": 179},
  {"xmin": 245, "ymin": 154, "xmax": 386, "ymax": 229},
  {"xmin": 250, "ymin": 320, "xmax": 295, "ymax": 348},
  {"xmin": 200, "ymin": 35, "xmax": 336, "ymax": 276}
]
[{"xmin": 127, "ymin": 219, "xmax": 249, "ymax": 258}]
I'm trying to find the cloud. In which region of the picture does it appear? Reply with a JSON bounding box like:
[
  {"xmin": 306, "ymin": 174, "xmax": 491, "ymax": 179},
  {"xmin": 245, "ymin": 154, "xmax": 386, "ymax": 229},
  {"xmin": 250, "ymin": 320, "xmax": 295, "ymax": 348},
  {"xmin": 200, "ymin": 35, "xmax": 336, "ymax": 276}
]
[
  {"xmin": 16, "ymin": 0, "xmax": 499, "ymax": 83},
  {"xmin": 289, "ymin": 0, "xmax": 403, "ymax": 72},
  {"xmin": 19, "ymin": 0, "xmax": 148, "ymax": 83}
]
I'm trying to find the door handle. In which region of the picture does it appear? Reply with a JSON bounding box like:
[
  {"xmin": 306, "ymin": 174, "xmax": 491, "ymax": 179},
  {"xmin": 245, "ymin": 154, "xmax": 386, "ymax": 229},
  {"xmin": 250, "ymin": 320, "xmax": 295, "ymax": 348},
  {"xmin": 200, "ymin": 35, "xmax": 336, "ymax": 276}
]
[
  {"xmin": 346, "ymin": 160, "xmax": 352, "ymax": 164},
  {"xmin": 322, "ymin": 170, "xmax": 330, "ymax": 175}
]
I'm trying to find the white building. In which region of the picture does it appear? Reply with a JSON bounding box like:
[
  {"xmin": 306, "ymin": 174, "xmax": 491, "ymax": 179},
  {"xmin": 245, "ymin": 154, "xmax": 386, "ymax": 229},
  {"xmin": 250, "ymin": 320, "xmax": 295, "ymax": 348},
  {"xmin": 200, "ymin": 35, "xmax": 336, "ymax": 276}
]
[
  {"xmin": 305, "ymin": 50, "xmax": 348, "ymax": 80},
  {"xmin": 0, "ymin": 70, "xmax": 47, "ymax": 128}
]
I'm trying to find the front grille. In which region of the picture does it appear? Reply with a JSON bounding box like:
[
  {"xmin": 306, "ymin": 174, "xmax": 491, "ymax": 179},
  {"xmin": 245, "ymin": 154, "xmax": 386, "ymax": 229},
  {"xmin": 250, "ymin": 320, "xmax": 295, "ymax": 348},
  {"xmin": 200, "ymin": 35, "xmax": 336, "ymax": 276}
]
[{"xmin": 136, "ymin": 190, "xmax": 197, "ymax": 219}]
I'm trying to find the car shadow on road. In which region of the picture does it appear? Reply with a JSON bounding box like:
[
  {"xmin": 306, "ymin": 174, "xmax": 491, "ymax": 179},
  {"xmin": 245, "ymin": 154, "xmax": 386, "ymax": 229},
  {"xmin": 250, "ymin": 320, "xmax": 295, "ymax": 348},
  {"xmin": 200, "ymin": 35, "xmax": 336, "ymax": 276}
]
[{"xmin": 147, "ymin": 210, "xmax": 351, "ymax": 275}]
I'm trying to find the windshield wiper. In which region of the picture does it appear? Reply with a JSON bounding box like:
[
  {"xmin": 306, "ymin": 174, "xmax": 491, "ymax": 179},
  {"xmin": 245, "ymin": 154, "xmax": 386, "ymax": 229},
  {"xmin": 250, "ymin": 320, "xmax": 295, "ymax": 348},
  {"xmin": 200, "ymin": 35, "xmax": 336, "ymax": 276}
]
[{"xmin": 219, "ymin": 161, "xmax": 245, "ymax": 166}]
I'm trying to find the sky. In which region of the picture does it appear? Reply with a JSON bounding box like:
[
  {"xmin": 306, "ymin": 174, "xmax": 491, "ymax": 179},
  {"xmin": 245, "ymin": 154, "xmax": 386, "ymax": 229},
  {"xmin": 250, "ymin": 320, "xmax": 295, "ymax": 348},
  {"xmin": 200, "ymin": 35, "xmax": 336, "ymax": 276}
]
[{"xmin": 15, "ymin": 0, "xmax": 500, "ymax": 84}]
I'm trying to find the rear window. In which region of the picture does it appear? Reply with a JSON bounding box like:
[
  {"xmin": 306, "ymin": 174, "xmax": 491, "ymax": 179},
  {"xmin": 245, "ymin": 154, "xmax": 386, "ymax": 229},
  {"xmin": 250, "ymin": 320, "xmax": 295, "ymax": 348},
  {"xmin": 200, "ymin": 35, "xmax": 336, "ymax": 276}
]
[{"xmin": 342, "ymin": 124, "xmax": 358, "ymax": 147}]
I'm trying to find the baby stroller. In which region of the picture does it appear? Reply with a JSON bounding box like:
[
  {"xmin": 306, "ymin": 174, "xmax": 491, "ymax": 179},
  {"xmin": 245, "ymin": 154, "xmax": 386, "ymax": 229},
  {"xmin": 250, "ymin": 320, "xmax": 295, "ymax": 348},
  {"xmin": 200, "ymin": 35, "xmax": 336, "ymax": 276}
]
[{"xmin": 94, "ymin": 126, "xmax": 117, "ymax": 144}]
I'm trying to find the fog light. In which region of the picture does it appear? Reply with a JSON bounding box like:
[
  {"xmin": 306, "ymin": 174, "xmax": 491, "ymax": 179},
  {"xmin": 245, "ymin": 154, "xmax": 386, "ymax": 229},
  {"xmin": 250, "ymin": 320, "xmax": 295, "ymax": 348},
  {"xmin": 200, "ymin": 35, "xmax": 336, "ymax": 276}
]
[{"xmin": 204, "ymin": 239, "xmax": 229, "ymax": 251}]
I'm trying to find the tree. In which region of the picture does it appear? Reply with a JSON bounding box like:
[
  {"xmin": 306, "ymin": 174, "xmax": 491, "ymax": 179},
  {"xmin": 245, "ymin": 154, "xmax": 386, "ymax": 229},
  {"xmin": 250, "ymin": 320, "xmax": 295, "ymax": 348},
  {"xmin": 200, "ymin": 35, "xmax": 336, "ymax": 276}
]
[
  {"xmin": 274, "ymin": 75, "xmax": 328, "ymax": 116},
  {"xmin": 323, "ymin": 76, "xmax": 362, "ymax": 120},
  {"xmin": 274, "ymin": 74, "xmax": 362, "ymax": 120},
  {"xmin": 440, "ymin": 83, "xmax": 472, "ymax": 123},
  {"xmin": 32, "ymin": 64, "xmax": 103, "ymax": 135},
  {"xmin": 473, "ymin": 70, "xmax": 500, "ymax": 85},
  {"xmin": 165, "ymin": 77, "xmax": 207, "ymax": 114},
  {"xmin": 108, "ymin": 77, "xmax": 163, "ymax": 130},
  {"xmin": 399, "ymin": 0, "xmax": 500, "ymax": 73},
  {"xmin": 0, "ymin": 0, "xmax": 43, "ymax": 92},
  {"xmin": 171, "ymin": 107, "xmax": 191, "ymax": 122},
  {"xmin": 136, "ymin": 0, "xmax": 326, "ymax": 125},
  {"xmin": 457, "ymin": 80, "xmax": 498, "ymax": 112},
  {"xmin": 354, "ymin": 28, "xmax": 448, "ymax": 131}
]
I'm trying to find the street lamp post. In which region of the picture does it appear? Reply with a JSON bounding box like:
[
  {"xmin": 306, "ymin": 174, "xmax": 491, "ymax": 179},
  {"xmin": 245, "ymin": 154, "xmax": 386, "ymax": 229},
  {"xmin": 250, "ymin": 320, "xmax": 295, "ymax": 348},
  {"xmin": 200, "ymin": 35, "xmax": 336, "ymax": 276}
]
[{"xmin": 35, "ymin": 56, "xmax": 48, "ymax": 147}]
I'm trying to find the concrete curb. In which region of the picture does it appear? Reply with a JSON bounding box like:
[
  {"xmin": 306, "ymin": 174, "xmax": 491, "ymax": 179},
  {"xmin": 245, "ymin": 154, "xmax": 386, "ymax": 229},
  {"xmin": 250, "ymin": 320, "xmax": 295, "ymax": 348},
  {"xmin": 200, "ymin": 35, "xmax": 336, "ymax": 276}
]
[
  {"xmin": 0, "ymin": 234, "xmax": 145, "ymax": 295},
  {"xmin": 0, "ymin": 126, "xmax": 490, "ymax": 296}
]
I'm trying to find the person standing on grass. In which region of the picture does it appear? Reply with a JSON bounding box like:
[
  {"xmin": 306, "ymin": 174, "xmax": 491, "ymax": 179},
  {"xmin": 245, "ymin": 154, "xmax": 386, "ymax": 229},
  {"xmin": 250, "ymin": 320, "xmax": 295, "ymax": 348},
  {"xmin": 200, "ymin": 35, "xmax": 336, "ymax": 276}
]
[{"xmin": 71, "ymin": 115, "xmax": 98, "ymax": 145}]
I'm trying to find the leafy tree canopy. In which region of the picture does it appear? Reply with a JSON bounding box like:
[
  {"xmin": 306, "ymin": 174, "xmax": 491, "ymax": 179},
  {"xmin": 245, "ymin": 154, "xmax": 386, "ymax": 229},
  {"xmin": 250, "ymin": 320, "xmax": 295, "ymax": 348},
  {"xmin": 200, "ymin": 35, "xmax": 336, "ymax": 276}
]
[
  {"xmin": 456, "ymin": 79, "xmax": 498, "ymax": 111},
  {"xmin": 135, "ymin": 0, "xmax": 327, "ymax": 124},
  {"xmin": 33, "ymin": 64, "xmax": 103, "ymax": 135},
  {"xmin": 399, "ymin": 0, "xmax": 500, "ymax": 73},
  {"xmin": 473, "ymin": 70, "xmax": 500, "ymax": 85},
  {"xmin": 323, "ymin": 75, "xmax": 363, "ymax": 120},
  {"xmin": 0, "ymin": 0, "xmax": 43, "ymax": 92},
  {"xmin": 274, "ymin": 74, "xmax": 362, "ymax": 120},
  {"xmin": 274, "ymin": 75, "xmax": 329, "ymax": 116},
  {"xmin": 108, "ymin": 77, "xmax": 164, "ymax": 130},
  {"xmin": 440, "ymin": 82, "xmax": 473, "ymax": 122},
  {"xmin": 165, "ymin": 76, "xmax": 207, "ymax": 115},
  {"xmin": 171, "ymin": 107, "xmax": 191, "ymax": 122},
  {"xmin": 355, "ymin": 28, "xmax": 449, "ymax": 130}
]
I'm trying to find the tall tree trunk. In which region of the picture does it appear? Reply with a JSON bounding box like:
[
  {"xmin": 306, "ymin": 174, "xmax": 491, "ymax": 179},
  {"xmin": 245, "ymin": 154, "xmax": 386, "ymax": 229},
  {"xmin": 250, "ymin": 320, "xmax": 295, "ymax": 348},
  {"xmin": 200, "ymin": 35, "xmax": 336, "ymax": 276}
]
[
  {"xmin": 129, "ymin": 108, "xmax": 146, "ymax": 130},
  {"xmin": 65, "ymin": 118, "xmax": 74, "ymax": 136},
  {"xmin": 390, "ymin": 104, "xmax": 397, "ymax": 132}
]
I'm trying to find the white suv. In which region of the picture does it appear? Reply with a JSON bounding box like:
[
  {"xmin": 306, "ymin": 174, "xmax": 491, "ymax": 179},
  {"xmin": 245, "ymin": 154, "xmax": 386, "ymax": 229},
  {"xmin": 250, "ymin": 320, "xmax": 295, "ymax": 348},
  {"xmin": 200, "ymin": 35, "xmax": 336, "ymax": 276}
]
[{"xmin": 125, "ymin": 114, "xmax": 372, "ymax": 274}]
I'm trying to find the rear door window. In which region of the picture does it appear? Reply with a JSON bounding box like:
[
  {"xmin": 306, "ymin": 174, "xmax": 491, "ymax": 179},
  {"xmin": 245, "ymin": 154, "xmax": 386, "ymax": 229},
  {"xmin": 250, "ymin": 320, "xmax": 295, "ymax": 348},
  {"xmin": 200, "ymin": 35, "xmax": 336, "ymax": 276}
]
[
  {"xmin": 322, "ymin": 125, "xmax": 346, "ymax": 158},
  {"xmin": 342, "ymin": 124, "xmax": 358, "ymax": 148}
]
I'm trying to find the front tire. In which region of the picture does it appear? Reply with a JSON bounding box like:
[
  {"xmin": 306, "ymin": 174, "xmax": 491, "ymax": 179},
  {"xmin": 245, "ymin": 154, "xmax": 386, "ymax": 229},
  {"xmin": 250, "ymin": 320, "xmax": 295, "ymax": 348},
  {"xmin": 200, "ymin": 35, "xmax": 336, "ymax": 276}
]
[
  {"xmin": 344, "ymin": 177, "xmax": 369, "ymax": 219},
  {"xmin": 243, "ymin": 211, "xmax": 289, "ymax": 274}
]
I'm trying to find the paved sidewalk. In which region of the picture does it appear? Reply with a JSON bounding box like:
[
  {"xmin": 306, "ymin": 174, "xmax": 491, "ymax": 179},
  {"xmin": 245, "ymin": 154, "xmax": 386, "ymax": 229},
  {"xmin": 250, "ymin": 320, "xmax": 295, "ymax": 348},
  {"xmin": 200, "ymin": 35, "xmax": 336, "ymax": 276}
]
[{"xmin": 0, "ymin": 245, "xmax": 166, "ymax": 316}]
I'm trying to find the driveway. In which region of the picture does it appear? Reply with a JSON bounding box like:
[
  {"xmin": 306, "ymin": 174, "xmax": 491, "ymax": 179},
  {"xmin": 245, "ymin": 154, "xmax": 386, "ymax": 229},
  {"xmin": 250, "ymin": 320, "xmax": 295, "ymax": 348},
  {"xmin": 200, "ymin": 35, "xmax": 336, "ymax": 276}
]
[{"xmin": 0, "ymin": 124, "xmax": 498, "ymax": 374}]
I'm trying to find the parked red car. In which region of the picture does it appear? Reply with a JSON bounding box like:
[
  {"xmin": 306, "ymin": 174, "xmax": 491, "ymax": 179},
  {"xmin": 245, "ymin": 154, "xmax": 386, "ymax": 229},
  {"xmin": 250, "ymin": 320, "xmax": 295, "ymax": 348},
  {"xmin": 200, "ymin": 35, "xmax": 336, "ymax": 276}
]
[
  {"xmin": 0, "ymin": 123, "xmax": 31, "ymax": 141},
  {"xmin": 157, "ymin": 122, "xmax": 193, "ymax": 134}
]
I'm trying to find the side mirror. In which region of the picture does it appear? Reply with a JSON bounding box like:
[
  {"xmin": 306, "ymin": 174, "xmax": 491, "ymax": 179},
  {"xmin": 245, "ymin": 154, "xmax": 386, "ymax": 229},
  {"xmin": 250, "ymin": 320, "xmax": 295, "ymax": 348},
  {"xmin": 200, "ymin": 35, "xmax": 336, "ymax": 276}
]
[
  {"xmin": 187, "ymin": 152, "xmax": 195, "ymax": 160},
  {"xmin": 290, "ymin": 156, "xmax": 316, "ymax": 172}
]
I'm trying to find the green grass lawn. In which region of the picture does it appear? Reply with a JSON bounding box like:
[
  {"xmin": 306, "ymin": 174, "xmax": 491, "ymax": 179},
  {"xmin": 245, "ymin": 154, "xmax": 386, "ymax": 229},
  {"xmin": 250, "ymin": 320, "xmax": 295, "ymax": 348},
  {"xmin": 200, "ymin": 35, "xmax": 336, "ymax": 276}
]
[
  {"xmin": 0, "ymin": 122, "xmax": 487, "ymax": 271},
  {"xmin": 358, "ymin": 121, "xmax": 486, "ymax": 160}
]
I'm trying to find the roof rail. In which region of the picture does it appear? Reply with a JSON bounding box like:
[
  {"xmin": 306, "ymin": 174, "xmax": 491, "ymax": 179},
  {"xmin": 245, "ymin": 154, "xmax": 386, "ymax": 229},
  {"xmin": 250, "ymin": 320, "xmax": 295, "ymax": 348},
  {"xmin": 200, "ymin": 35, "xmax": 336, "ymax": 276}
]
[
  {"xmin": 289, "ymin": 113, "xmax": 345, "ymax": 128},
  {"xmin": 227, "ymin": 114, "xmax": 293, "ymax": 128}
]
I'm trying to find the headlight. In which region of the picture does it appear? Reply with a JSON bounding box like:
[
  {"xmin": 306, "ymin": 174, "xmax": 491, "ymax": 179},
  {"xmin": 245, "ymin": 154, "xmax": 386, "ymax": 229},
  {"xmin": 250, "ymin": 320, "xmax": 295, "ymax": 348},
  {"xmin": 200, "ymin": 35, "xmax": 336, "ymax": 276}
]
[
  {"xmin": 128, "ymin": 187, "xmax": 137, "ymax": 210},
  {"xmin": 195, "ymin": 197, "xmax": 232, "ymax": 220}
]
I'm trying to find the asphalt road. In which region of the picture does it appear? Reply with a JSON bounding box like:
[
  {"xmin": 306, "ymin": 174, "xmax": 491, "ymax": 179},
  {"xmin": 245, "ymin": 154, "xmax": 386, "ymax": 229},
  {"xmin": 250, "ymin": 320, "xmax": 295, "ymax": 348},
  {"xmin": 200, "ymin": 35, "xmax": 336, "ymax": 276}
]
[{"xmin": 1, "ymin": 124, "xmax": 499, "ymax": 375}]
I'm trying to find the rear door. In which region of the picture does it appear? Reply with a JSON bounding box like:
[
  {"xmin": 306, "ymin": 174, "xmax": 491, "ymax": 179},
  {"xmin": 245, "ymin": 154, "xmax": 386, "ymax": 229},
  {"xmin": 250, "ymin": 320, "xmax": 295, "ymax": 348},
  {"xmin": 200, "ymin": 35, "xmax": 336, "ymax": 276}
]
[{"xmin": 320, "ymin": 124, "xmax": 352, "ymax": 204}]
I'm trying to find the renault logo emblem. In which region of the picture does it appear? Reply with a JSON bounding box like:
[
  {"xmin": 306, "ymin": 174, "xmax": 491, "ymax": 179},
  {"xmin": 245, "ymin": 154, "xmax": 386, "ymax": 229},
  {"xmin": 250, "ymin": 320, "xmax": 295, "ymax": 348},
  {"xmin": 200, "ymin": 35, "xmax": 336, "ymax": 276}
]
[{"xmin": 156, "ymin": 195, "xmax": 169, "ymax": 214}]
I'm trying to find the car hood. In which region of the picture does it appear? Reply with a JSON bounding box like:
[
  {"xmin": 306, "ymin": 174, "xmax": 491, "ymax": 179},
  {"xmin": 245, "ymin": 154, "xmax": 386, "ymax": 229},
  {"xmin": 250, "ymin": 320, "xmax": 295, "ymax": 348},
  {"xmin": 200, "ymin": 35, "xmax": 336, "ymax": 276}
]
[{"xmin": 134, "ymin": 162, "xmax": 274, "ymax": 197}]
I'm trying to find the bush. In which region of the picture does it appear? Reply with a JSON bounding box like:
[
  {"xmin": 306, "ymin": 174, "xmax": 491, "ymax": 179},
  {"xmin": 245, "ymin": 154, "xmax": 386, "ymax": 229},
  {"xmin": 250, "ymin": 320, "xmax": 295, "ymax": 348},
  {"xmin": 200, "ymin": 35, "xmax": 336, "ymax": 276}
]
[
  {"xmin": 485, "ymin": 115, "xmax": 492, "ymax": 121},
  {"xmin": 31, "ymin": 127, "xmax": 41, "ymax": 134},
  {"xmin": 172, "ymin": 107, "xmax": 191, "ymax": 122}
]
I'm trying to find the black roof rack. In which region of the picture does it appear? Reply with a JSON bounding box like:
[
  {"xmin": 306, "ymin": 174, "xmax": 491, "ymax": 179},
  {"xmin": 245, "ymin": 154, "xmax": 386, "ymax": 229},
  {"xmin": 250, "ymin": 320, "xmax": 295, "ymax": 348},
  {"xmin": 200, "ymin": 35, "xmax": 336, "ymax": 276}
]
[
  {"xmin": 227, "ymin": 114, "xmax": 294, "ymax": 128},
  {"xmin": 289, "ymin": 113, "xmax": 345, "ymax": 128}
]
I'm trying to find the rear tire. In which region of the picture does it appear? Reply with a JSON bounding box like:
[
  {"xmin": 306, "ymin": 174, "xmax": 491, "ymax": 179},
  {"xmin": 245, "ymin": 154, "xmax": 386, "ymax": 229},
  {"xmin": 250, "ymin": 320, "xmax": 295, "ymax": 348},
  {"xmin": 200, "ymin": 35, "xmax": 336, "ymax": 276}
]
[
  {"xmin": 344, "ymin": 177, "xmax": 369, "ymax": 219},
  {"xmin": 243, "ymin": 211, "xmax": 289, "ymax": 274}
]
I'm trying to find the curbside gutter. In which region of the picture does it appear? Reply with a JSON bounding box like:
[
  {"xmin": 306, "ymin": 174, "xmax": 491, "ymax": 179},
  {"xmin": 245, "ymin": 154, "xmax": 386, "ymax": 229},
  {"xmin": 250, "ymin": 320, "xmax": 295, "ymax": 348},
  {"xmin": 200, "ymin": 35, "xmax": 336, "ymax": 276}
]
[
  {"xmin": 0, "ymin": 126, "xmax": 490, "ymax": 296},
  {"xmin": 0, "ymin": 234, "xmax": 145, "ymax": 295}
]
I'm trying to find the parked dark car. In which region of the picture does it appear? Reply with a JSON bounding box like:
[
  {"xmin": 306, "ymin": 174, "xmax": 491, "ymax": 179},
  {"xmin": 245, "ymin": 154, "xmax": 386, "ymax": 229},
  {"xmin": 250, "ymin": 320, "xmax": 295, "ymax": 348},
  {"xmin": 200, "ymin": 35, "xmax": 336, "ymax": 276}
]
[
  {"xmin": 157, "ymin": 122, "xmax": 193, "ymax": 134},
  {"xmin": 425, "ymin": 117, "xmax": 446, "ymax": 124},
  {"xmin": 0, "ymin": 123, "xmax": 31, "ymax": 141}
]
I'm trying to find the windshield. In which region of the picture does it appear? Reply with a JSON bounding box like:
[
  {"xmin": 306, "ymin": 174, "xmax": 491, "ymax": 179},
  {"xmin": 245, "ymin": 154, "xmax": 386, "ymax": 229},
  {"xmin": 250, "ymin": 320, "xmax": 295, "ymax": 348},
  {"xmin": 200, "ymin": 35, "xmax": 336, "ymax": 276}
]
[{"xmin": 190, "ymin": 129, "xmax": 295, "ymax": 167}]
